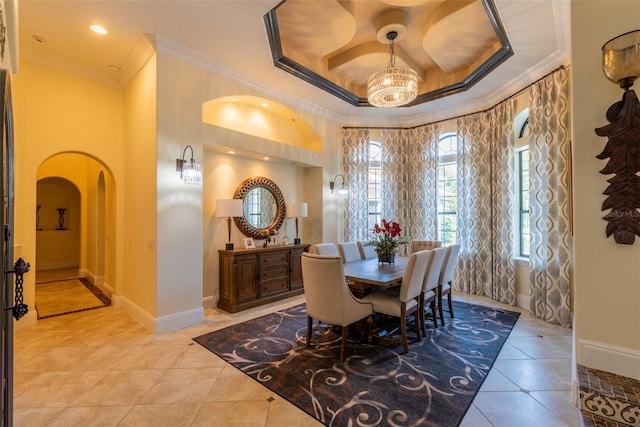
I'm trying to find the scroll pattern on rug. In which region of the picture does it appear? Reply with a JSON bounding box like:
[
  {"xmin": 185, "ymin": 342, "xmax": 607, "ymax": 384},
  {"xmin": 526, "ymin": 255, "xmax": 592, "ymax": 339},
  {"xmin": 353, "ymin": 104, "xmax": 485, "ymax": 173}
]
[{"xmin": 194, "ymin": 301, "xmax": 519, "ymax": 427}]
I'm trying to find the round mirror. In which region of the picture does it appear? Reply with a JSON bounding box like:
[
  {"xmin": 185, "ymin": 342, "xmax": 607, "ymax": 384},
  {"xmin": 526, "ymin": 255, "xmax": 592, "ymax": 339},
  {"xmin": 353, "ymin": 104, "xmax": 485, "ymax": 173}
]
[{"xmin": 233, "ymin": 176, "xmax": 285, "ymax": 240}]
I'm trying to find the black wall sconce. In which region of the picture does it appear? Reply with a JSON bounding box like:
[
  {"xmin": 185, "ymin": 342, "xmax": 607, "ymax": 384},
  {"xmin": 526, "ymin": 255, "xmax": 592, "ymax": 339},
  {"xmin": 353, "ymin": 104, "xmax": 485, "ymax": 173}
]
[
  {"xmin": 176, "ymin": 145, "xmax": 202, "ymax": 185},
  {"xmin": 329, "ymin": 173, "xmax": 348, "ymax": 198},
  {"xmin": 595, "ymin": 29, "xmax": 640, "ymax": 244}
]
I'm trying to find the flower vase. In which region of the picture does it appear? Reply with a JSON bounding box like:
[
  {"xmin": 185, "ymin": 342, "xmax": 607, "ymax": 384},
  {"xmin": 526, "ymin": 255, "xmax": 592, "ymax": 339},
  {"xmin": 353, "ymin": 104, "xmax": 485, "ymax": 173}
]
[{"xmin": 377, "ymin": 251, "xmax": 396, "ymax": 264}]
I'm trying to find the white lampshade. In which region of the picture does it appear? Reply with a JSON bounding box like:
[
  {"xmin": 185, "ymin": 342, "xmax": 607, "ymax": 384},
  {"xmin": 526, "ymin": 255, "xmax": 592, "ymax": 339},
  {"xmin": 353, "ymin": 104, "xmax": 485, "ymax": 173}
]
[
  {"xmin": 286, "ymin": 202, "xmax": 308, "ymax": 218},
  {"xmin": 216, "ymin": 199, "xmax": 243, "ymax": 218}
]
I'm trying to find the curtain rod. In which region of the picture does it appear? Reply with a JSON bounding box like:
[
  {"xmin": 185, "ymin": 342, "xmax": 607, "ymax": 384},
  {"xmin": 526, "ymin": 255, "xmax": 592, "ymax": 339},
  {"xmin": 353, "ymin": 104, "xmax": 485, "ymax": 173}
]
[{"xmin": 343, "ymin": 64, "xmax": 569, "ymax": 130}]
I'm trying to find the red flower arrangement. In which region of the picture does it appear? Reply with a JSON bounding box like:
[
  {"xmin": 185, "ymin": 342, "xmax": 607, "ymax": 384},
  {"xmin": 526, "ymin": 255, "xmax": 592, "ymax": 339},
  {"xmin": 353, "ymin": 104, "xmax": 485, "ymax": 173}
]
[{"xmin": 369, "ymin": 218, "xmax": 407, "ymax": 255}]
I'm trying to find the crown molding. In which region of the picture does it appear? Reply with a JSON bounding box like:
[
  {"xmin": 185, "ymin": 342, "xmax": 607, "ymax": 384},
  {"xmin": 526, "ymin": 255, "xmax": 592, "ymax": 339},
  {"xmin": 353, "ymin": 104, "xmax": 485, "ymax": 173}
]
[{"xmin": 151, "ymin": 34, "xmax": 345, "ymax": 124}]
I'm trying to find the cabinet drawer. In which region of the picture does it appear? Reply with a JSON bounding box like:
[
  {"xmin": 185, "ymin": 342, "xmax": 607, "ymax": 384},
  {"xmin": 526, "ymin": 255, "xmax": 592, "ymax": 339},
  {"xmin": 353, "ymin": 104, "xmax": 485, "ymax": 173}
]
[
  {"xmin": 261, "ymin": 252, "xmax": 288, "ymax": 267},
  {"xmin": 261, "ymin": 266, "xmax": 288, "ymax": 281},
  {"xmin": 261, "ymin": 278, "xmax": 289, "ymax": 296}
]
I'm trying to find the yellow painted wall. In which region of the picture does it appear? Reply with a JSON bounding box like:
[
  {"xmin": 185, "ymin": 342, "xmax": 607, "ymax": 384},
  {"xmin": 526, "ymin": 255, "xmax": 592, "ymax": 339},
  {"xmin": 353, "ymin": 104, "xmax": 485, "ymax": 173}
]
[
  {"xmin": 203, "ymin": 150, "xmax": 307, "ymax": 300},
  {"xmin": 153, "ymin": 45, "xmax": 341, "ymax": 308},
  {"xmin": 571, "ymin": 0, "xmax": 640, "ymax": 379},
  {"xmin": 123, "ymin": 54, "xmax": 158, "ymax": 317},
  {"xmin": 12, "ymin": 60, "xmax": 126, "ymax": 326}
]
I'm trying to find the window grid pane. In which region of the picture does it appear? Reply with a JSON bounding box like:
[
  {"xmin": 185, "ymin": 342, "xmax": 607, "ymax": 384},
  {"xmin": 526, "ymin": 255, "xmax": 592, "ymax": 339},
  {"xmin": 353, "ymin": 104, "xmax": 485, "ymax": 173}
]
[
  {"xmin": 437, "ymin": 134, "xmax": 458, "ymax": 245},
  {"xmin": 368, "ymin": 142, "xmax": 382, "ymax": 231},
  {"xmin": 518, "ymin": 149, "xmax": 530, "ymax": 257}
]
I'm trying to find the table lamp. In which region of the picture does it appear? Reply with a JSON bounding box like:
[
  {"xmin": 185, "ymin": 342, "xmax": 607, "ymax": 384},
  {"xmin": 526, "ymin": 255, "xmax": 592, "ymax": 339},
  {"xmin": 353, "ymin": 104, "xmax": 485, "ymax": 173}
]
[
  {"xmin": 286, "ymin": 202, "xmax": 308, "ymax": 245},
  {"xmin": 216, "ymin": 199, "xmax": 244, "ymax": 250}
]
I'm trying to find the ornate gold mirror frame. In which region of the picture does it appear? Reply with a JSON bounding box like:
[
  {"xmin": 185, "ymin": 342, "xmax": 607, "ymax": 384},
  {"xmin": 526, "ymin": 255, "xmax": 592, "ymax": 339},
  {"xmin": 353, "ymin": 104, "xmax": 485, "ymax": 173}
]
[{"xmin": 233, "ymin": 176, "xmax": 286, "ymax": 240}]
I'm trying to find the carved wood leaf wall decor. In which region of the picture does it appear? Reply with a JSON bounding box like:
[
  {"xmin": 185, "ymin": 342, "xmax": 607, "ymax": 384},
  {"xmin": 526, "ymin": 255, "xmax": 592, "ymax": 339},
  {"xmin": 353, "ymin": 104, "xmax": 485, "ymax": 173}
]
[{"xmin": 595, "ymin": 89, "xmax": 640, "ymax": 245}]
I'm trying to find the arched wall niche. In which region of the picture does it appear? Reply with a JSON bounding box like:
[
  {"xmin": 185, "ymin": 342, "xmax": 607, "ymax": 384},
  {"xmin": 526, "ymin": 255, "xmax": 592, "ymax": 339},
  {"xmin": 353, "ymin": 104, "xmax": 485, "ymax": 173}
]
[{"xmin": 202, "ymin": 95, "xmax": 323, "ymax": 153}]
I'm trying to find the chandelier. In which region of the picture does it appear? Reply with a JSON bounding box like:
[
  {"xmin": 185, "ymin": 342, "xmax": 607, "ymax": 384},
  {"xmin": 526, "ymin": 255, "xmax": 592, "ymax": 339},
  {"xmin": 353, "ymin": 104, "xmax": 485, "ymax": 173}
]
[{"xmin": 367, "ymin": 30, "xmax": 418, "ymax": 108}]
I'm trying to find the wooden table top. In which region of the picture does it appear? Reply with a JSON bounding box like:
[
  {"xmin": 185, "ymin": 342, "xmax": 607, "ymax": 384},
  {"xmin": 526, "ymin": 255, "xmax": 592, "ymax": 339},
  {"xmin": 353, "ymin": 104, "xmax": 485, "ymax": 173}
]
[{"xmin": 342, "ymin": 256, "xmax": 408, "ymax": 287}]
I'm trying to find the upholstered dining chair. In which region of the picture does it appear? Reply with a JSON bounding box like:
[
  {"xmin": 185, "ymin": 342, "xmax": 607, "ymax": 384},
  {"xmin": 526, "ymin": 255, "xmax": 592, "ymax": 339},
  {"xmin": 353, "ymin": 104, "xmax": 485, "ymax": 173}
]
[
  {"xmin": 362, "ymin": 250, "xmax": 430, "ymax": 353},
  {"xmin": 420, "ymin": 246, "xmax": 448, "ymax": 335},
  {"xmin": 410, "ymin": 240, "xmax": 442, "ymax": 253},
  {"xmin": 338, "ymin": 242, "xmax": 362, "ymax": 263},
  {"xmin": 301, "ymin": 253, "xmax": 373, "ymax": 361},
  {"xmin": 357, "ymin": 241, "xmax": 377, "ymax": 259},
  {"xmin": 309, "ymin": 243, "xmax": 340, "ymax": 256},
  {"xmin": 437, "ymin": 244, "xmax": 461, "ymax": 326}
]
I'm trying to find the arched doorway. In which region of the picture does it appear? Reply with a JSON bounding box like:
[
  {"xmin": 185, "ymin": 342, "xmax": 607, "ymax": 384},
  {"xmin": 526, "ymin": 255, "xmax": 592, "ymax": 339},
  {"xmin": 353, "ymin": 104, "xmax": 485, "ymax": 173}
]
[{"xmin": 35, "ymin": 153, "xmax": 116, "ymax": 319}]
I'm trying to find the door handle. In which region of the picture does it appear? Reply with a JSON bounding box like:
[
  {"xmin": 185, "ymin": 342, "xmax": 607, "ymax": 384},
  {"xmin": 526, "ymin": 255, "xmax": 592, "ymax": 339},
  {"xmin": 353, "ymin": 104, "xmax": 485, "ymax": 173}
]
[{"xmin": 5, "ymin": 258, "xmax": 30, "ymax": 320}]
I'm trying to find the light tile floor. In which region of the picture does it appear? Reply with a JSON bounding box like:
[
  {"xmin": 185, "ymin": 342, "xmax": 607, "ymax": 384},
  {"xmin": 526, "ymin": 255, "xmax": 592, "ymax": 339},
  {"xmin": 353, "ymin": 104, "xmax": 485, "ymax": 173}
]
[{"xmin": 13, "ymin": 291, "xmax": 583, "ymax": 427}]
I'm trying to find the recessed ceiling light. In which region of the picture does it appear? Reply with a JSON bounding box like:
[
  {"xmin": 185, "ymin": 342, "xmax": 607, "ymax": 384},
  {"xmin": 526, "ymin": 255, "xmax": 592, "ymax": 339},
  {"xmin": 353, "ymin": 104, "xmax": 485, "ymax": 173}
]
[
  {"xmin": 231, "ymin": 98, "xmax": 238, "ymax": 102},
  {"xmin": 228, "ymin": 150, "xmax": 236, "ymax": 154},
  {"xmin": 263, "ymin": 156, "xmax": 270, "ymax": 160},
  {"xmin": 90, "ymin": 24, "xmax": 108, "ymax": 35},
  {"xmin": 31, "ymin": 35, "xmax": 46, "ymax": 43},
  {"xmin": 261, "ymin": 103, "xmax": 269, "ymax": 107},
  {"xmin": 108, "ymin": 65, "xmax": 121, "ymax": 72}
]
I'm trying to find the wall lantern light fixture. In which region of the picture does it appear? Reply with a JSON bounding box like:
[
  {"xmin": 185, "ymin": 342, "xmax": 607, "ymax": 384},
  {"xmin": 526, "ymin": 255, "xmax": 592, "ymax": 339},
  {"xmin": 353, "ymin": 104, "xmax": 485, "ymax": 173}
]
[
  {"xmin": 330, "ymin": 174, "xmax": 349, "ymax": 198},
  {"xmin": 176, "ymin": 145, "xmax": 202, "ymax": 185},
  {"xmin": 595, "ymin": 29, "xmax": 640, "ymax": 244}
]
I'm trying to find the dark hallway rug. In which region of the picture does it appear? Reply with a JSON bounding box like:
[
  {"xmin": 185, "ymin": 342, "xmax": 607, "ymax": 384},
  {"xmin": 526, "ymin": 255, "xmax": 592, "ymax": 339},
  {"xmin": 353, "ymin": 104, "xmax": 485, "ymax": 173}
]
[{"xmin": 194, "ymin": 301, "xmax": 519, "ymax": 427}]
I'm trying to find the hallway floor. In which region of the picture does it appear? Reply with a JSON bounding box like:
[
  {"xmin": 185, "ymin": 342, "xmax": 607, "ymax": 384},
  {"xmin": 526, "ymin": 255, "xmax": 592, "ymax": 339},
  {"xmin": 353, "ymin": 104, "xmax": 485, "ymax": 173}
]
[{"xmin": 13, "ymin": 293, "xmax": 582, "ymax": 426}]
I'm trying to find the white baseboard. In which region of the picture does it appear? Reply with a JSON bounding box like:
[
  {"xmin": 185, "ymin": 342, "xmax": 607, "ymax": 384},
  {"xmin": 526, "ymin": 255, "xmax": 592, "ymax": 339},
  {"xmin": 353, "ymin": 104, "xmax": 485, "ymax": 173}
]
[
  {"xmin": 202, "ymin": 295, "xmax": 214, "ymax": 309},
  {"xmin": 515, "ymin": 293, "xmax": 530, "ymax": 310},
  {"xmin": 121, "ymin": 297, "xmax": 204, "ymax": 334},
  {"xmin": 577, "ymin": 338, "xmax": 640, "ymax": 381},
  {"xmin": 100, "ymin": 281, "xmax": 113, "ymax": 299}
]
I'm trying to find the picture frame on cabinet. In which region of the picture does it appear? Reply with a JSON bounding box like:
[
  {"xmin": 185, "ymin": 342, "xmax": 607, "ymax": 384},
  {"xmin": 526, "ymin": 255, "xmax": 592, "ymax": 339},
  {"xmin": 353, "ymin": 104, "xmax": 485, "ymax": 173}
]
[{"xmin": 243, "ymin": 237, "xmax": 256, "ymax": 249}]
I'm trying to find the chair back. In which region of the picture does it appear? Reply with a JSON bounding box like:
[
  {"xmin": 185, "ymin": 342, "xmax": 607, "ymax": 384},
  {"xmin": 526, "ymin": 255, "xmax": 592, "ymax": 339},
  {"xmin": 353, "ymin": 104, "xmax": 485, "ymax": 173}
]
[
  {"xmin": 423, "ymin": 246, "xmax": 447, "ymax": 293},
  {"xmin": 439, "ymin": 244, "xmax": 461, "ymax": 286},
  {"xmin": 310, "ymin": 243, "xmax": 339, "ymax": 256},
  {"xmin": 357, "ymin": 241, "xmax": 377, "ymax": 259},
  {"xmin": 338, "ymin": 242, "xmax": 362, "ymax": 263},
  {"xmin": 301, "ymin": 253, "xmax": 372, "ymax": 325},
  {"xmin": 410, "ymin": 240, "xmax": 442, "ymax": 253},
  {"xmin": 399, "ymin": 250, "xmax": 430, "ymax": 303}
]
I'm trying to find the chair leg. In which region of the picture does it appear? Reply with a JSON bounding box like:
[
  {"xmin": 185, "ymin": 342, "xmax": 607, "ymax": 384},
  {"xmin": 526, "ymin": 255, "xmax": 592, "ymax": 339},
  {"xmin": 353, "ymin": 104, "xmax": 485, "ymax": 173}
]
[
  {"xmin": 401, "ymin": 306, "xmax": 409, "ymax": 354},
  {"xmin": 437, "ymin": 285, "xmax": 445, "ymax": 326},
  {"xmin": 414, "ymin": 311, "xmax": 422, "ymax": 341},
  {"xmin": 340, "ymin": 325, "xmax": 348, "ymax": 362},
  {"xmin": 447, "ymin": 290, "xmax": 454, "ymax": 319},
  {"xmin": 430, "ymin": 300, "xmax": 438, "ymax": 328},
  {"xmin": 419, "ymin": 295, "xmax": 426, "ymax": 337},
  {"xmin": 366, "ymin": 315, "xmax": 373, "ymax": 344},
  {"xmin": 306, "ymin": 316, "xmax": 313, "ymax": 346}
]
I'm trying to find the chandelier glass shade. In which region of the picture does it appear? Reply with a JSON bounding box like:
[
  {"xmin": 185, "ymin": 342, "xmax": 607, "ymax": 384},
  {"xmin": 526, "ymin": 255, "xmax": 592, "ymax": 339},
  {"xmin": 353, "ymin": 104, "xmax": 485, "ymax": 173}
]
[
  {"xmin": 367, "ymin": 66, "xmax": 418, "ymax": 107},
  {"xmin": 367, "ymin": 31, "xmax": 419, "ymax": 108}
]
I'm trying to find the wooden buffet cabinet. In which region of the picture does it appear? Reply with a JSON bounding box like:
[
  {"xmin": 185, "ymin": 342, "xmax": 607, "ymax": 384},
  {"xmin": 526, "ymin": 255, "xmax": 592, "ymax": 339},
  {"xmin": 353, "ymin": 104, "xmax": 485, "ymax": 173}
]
[{"xmin": 218, "ymin": 244, "xmax": 310, "ymax": 313}]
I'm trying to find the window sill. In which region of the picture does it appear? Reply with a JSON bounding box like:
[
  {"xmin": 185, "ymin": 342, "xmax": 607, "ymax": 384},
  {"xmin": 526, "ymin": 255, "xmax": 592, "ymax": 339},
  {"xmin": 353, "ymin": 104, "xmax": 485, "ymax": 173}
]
[{"xmin": 514, "ymin": 256, "xmax": 530, "ymax": 267}]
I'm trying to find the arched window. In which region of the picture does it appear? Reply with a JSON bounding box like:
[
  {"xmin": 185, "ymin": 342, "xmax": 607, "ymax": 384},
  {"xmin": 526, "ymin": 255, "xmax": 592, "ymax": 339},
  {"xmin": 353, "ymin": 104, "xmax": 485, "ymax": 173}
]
[
  {"xmin": 515, "ymin": 109, "xmax": 530, "ymax": 257},
  {"xmin": 437, "ymin": 134, "xmax": 458, "ymax": 244},
  {"xmin": 368, "ymin": 141, "xmax": 382, "ymax": 232}
]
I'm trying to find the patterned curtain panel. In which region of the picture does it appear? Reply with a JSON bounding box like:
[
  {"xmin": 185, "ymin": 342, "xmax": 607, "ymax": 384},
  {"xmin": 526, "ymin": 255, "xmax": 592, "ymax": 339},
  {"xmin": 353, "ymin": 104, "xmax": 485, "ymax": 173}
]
[
  {"xmin": 407, "ymin": 124, "xmax": 440, "ymax": 242},
  {"xmin": 456, "ymin": 112, "xmax": 493, "ymax": 297},
  {"xmin": 486, "ymin": 100, "xmax": 516, "ymax": 305},
  {"xmin": 342, "ymin": 128, "xmax": 370, "ymax": 243},
  {"xmin": 455, "ymin": 102, "xmax": 516, "ymax": 305},
  {"xmin": 528, "ymin": 68, "xmax": 572, "ymax": 327},
  {"xmin": 381, "ymin": 129, "xmax": 411, "ymax": 255}
]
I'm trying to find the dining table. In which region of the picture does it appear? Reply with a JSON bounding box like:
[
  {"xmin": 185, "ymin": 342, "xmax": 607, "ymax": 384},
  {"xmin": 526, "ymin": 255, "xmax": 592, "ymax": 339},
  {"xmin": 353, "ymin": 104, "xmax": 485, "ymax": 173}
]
[{"xmin": 342, "ymin": 256, "xmax": 408, "ymax": 297}]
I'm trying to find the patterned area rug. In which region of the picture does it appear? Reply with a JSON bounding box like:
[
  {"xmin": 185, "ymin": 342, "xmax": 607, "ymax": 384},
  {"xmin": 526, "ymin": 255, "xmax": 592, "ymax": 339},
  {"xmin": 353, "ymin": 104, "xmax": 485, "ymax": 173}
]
[{"xmin": 194, "ymin": 300, "xmax": 519, "ymax": 427}]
